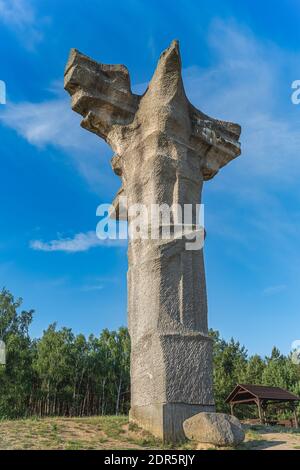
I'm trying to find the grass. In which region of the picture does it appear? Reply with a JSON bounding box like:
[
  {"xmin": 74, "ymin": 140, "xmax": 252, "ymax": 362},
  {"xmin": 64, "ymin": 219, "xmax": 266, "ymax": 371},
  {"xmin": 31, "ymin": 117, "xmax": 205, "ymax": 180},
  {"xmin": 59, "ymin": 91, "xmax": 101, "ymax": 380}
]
[
  {"xmin": 248, "ymin": 423, "xmax": 300, "ymax": 435},
  {"xmin": 238, "ymin": 428, "xmax": 266, "ymax": 450},
  {"xmin": 0, "ymin": 416, "xmax": 299, "ymax": 450},
  {"xmin": 0, "ymin": 415, "xmax": 194, "ymax": 450}
]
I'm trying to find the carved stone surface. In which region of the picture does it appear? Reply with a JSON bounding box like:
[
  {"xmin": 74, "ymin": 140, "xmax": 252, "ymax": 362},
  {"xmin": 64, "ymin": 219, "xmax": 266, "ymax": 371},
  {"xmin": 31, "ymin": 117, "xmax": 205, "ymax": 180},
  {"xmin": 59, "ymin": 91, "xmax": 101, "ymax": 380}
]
[{"xmin": 64, "ymin": 40, "xmax": 241, "ymax": 442}]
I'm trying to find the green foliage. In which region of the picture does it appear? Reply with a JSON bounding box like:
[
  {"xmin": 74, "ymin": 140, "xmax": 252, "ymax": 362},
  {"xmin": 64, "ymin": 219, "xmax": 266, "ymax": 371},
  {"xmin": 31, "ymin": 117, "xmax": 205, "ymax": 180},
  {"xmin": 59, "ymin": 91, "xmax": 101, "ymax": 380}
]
[
  {"xmin": 211, "ymin": 330, "xmax": 300, "ymax": 419},
  {"xmin": 0, "ymin": 288, "xmax": 36, "ymax": 418},
  {"xmin": 0, "ymin": 288, "xmax": 299, "ymax": 420},
  {"xmin": 0, "ymin": 289, "xmax": 130, "ymax": 418},
  {"xmin": 210, "ymin": 329, "xmax": 248, "ymax": 412}
]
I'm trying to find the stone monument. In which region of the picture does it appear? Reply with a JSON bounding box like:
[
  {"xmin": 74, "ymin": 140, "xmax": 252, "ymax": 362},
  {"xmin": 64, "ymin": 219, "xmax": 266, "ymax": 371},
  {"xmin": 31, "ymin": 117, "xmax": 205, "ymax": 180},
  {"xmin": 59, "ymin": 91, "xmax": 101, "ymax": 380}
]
[{"xmin": 64, "ymin": 40, "xmax": 241, "ymax": 442}]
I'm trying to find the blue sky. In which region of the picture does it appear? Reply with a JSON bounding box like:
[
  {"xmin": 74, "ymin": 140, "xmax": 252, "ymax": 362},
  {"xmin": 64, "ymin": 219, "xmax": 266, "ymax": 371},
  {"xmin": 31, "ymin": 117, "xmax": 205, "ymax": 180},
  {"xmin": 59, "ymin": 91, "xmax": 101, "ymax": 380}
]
[{"xmin": 0, "ymin": 0, "xmax": 300, "ymax": 357}]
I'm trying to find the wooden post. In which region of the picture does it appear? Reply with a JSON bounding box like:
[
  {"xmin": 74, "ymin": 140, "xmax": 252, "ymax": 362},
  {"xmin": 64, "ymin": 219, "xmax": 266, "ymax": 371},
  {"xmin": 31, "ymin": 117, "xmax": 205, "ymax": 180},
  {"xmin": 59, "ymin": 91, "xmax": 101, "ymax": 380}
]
[
  {"xmin": 230, "ymin": 403, "xmax": 235, "ymax": 416},
  {"xmin": 262, "ymin": 408, "xmax": 267, "ymax": 424},
  {"xmin": 262, "ymin": 401, "xmax": 268, "ymax": 425},
  {"xmin": 257, "ymin": 399, "xmax": 264, "ymax": 425},
  {"xmin": 293, "ymin": 405, "xmax": 299, "ymax": 429}
]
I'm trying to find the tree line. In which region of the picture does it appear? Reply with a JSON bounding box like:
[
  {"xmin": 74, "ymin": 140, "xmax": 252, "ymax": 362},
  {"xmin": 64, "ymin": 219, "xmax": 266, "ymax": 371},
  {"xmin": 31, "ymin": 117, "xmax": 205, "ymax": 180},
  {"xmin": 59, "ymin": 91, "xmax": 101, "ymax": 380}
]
[{"xmin": 0, "ymin": 288, "xmax": 299, "ymax": 419}]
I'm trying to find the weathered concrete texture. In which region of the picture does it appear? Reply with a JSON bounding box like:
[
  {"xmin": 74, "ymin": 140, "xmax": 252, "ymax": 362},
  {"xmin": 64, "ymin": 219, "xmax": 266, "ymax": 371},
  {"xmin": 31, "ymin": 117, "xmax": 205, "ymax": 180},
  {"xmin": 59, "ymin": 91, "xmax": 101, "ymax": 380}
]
[
  {"xmin": 183, "ymin": 412, "xmax": 245, "ymax": 447},
  {"xmin": 130, "ymin": 404, "xmax": 215, "ymax": 442},
  {"xmin": 64, "ymin": 40, "xmax": 241, "ymax": 442}
]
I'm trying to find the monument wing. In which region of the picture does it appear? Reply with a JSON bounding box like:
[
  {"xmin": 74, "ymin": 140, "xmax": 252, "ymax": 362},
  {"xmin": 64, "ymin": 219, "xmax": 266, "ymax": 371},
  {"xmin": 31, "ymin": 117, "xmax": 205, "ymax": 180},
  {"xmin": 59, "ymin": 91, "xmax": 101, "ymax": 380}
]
[{"xmin": 64, "ymin": 48, "xmax": 139, "ymax": 142}]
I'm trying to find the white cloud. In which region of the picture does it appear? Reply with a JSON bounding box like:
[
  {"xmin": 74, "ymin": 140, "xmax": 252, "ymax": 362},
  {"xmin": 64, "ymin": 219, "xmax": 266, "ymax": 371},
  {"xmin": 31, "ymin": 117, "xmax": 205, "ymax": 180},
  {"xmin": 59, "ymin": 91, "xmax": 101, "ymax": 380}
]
[
  {"xmin": 0, "ymin": 94, "xmax": 104, "ymax": 155},
  {"xmin": 0, "ymin": 0, "xmax": 34, "ymax": 27},
  {"xmin": 0, "ymin": 87, "xmax": 111, "ymax": 188},
  {"xmin": 0, "ymin": 0, "xmax": 43, "ymax": 49},
  {"xmin": 0, "ymin": 79, "xmax": 93, "ymax": 152},
  {"xmin": 2, "ymin": 98, "xmax": 81, "ymax": 149},
  {"xmin": 30, "ymin": 231, "xmax": 127, "ymax": 253}
]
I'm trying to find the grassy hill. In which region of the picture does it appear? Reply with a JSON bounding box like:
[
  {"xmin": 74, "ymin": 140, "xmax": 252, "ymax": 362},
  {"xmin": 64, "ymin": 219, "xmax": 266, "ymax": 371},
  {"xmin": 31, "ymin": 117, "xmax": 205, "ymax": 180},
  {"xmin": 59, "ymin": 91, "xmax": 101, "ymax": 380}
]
[{"xmin": 0, "ymin": 416, "xmax": 299, "ymax": 450}]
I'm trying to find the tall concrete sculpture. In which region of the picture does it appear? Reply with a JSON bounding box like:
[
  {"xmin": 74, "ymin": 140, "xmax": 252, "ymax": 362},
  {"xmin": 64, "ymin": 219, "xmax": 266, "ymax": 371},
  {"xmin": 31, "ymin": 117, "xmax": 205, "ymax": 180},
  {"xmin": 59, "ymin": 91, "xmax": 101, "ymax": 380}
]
[{"xmin": 65, "ymin": 41, "xmax": 241, "ymax": 442}]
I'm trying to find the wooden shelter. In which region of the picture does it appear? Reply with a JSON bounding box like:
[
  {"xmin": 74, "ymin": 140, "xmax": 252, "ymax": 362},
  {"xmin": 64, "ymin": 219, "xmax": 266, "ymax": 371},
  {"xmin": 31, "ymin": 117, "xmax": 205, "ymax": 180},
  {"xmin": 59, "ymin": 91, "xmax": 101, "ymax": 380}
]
[{"xmin": 226, "ymin": 384, "xmax": 300, "ymax": 427}]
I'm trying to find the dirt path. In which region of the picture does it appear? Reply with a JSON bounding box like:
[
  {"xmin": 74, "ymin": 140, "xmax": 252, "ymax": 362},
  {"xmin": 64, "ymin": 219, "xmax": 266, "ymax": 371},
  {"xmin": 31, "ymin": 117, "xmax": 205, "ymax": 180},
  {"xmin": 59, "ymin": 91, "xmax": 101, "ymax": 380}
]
[
  {"xmin": 243, "ymin": 426, "xmax": 300, "ymax": 450},
  {"xmin": 250, "ymin": 432, "xmax": 300, "ymax": 450}
]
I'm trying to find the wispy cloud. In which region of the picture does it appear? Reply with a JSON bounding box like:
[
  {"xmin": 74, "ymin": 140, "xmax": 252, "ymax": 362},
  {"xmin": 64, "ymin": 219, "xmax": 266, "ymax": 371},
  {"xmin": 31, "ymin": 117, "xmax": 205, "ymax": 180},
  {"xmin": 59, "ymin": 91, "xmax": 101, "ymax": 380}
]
[
  {"xmin": 0, "ymin": 84, "xmax": 110, "ymax": 188},
  {"xmin": 1, "ymin": 98, "xmax": 82, "ymax": 150},
  {"xmin": 263, "ymin": 284, "xmax": 287, "ymax": 296},
  {"xmin": 147, "ymin": 34, "xmax": 156, "ymax": 59},
  {"xmin": 30, "ymin": 231, "xmax": 127, "ymax": 253},
  {"xmin": 180, "ymin": 20, "xmax": 300, "ymax": 275},
  {"xmin": 0, "ymin": 0, "xmax": 44, "ymax": 49},
  {"xmin": 81, "ymin": 275, "xmax": 120, "ymax": 292},
  {"xmin": 81, "ymin": 283, "xmax": 104, "ymax": 292},
  {"xmin": 182, "ymin": 19, "xmax": 300, "ymax": 184}
]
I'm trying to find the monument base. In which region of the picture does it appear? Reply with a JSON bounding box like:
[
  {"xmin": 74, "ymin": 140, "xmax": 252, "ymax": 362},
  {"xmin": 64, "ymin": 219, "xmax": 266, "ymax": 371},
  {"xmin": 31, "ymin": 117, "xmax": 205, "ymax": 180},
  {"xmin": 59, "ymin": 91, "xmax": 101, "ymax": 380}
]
[{"xmin": 130, "ymin": 403, "xmax": 215, "ymax": 442}]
